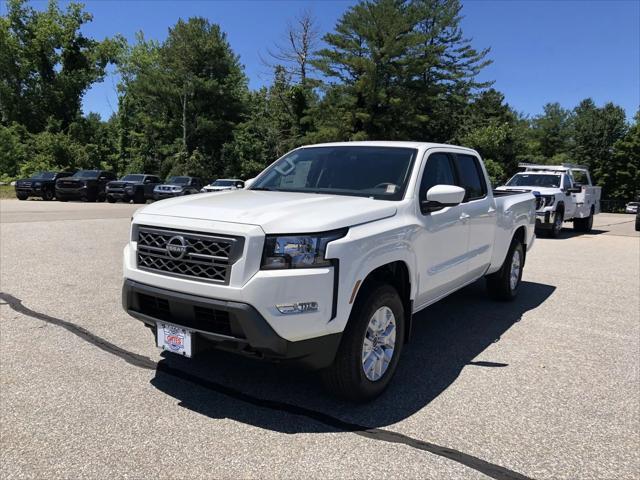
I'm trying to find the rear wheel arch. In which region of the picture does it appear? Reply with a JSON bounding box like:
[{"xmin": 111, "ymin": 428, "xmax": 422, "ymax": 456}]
[{"xmin": 513, "ymin": 225, "xmax": 527, "ymax": 265}]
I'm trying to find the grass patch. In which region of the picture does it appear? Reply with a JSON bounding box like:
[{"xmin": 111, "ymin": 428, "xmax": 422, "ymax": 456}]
[{"xmin": 0, "ymin": 185, "xmax": 16, "ymax": 199}]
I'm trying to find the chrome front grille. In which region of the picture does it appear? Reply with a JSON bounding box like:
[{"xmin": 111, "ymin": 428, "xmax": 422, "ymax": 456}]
[{"xmin": 136, "ymin": 226, "xmax": 243, "ymax": 284}]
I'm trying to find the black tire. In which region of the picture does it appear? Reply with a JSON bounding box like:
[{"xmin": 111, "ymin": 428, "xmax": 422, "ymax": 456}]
[
  {"xmin": 548, "ymin": 208, "xmax": 564, "ymax": 238},
  {"xmin": 486, "ymin": 238, "xmax": 524, "ymax": 301},
  {"xmin": 321, "ymin": 283, "xmax": 405, "ymax": 402},
  {"xmin": 133, "ymin": 190, "xmax": 145, "ymax": 204},
  {"xmin": 106, "ymin": 195, "xmax": 117, "ymax": 203},
  {"xmin": 573, "ymin": 207, "xmax": 594, "ymax": 233},
  {"xmin": 84, "ymin": 191, "xmax": 97, "ymax": 202},
  {"xmin": 16, "ymin": 191, "xmax": 28, "ymax": 201},
  {"xmin": 42, "ymin": 187, "xmax": 54, "ymax": 201},
  {"xmin": 635, "ymin": 214, "xmax": 640, "ymax": 232},
  {"xmin": 57, "ymin": 197, "xmax": 68, "ymax": 202}
]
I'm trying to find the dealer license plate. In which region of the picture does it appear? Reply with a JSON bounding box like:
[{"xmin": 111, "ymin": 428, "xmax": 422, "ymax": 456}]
[{"xmin": 156, "ymin": 323, "xmax": 193, "ymax": 357}]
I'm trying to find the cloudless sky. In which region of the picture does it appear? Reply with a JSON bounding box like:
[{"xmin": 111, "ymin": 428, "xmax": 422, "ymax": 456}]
[{"xmin": 5, "ymin": 0, "xmax": 640, "ymax": 121}]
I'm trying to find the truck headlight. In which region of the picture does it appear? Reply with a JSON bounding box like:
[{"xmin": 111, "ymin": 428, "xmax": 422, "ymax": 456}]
[
  {"xmin": 541, "ymin": 195, "xmax": 555, "ymax": 207},
  {"xmin": 34, "ymin": 181, "xmax": 42, "ymax": 187},
  {"xmin": 172, "ymin": 186, "xmax": 183, "ymax": 192},
  {"xmin": 261, "ymin": 230, "xmax": 347, "ymax": 270}
]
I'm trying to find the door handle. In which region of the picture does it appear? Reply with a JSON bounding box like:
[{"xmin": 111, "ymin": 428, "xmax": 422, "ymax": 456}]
[{"xmin": 460, "ymin": 213, "xmax": 471, "ymax": 222}]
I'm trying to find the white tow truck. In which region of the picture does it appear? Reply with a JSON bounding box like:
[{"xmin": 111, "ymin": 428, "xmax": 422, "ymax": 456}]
[
  {"xmin": 497, "ymin": 163, "xmax": 601, "ymax": 237},
  {"xmin": 122, "ymin": 142, "xmax": 536, "ymax": 400}
]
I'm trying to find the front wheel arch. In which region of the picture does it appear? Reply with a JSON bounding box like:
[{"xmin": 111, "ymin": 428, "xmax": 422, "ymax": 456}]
[{"xmin": 350, "ymin": 261, "xmax": 412, "ymax": 344}]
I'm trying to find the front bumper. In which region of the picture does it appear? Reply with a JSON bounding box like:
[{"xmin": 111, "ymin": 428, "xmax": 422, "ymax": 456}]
[
  {"xmin": 535, "ymin": 210, "xmax": 556, "ymax": 229},
  {"xmin": 56, "ymin": 186, "xmax": 87, "ymax": 199},
  {"xmin": 15, "ymin": 187, "xmax": 44, "ymax": 196},
  {"xmin": 107, "ymin": 190, "xmax": 133, "ymax": 199},
  {"xmin": 154, "ymin": 191, "xmax": 183, "ymax": 200},
  {"xmin": 122, "ymin": 279, "xmax": 341, "ymax": 369}
]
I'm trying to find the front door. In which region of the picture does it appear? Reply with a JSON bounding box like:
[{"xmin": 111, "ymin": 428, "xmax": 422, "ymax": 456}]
[
  {"xmin": 414, "ymin": 151, "xmax": 470, "ymax": 308},
  {"xmin": 455, "ymin": 153, "xmax": 495, "ymax": 278}
]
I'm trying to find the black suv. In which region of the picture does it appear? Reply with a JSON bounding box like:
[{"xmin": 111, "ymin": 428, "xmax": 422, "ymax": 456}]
[
  {"xmin": 55, "ymin": 170, "xmax": 117, "ymax": 202},
  {"xmin": 153, "ymin": 176, "xmax": 203, "ymax": 200},
  {"xmin": 106, "ymin": 174, "xmax": 162, "ymax": 204},
  {"xmin": 15, "ymin": 171, "xmax": 74, "ymax": 201}
]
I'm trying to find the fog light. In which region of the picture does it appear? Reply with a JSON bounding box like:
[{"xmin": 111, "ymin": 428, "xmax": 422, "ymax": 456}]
[{"xmin": 276, "ymin": 302, "xmax": 319, "ymax": 314}]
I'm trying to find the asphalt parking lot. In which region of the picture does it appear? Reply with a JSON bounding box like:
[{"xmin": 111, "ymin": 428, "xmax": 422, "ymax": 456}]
[{"xmin": 1, "ymin": 200, "xmax": 638, "ymax": 480}]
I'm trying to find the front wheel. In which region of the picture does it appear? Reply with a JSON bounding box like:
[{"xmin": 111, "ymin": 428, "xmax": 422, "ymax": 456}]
[
  {"xmin": 42, "ymin": 187, "xmax": 54, "ymax": 201},
  {"xmin": 548, "ymin": 209, "xmax": 564, "ymax": 238},
  {"xmin": 486, "ymin": 239, "xmax": 524, "ymax": 301},
  {"xmin": 106, "ymin": 195, "xmax": 116, "ymax": 203},
  {"xmin": 16, "ymin": 192, "xmax": 28, "ymax": 201},
  {"xmin": 321, "ymin": 283, "xmax": 404, "ymax": 402}
]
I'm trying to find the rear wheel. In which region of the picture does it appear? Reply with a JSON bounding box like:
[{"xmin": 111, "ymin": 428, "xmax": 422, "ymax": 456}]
[
  {"xmin": 486, "ymin": 238, "xmax": 524, "ymax": 301},
  {"xmin": 321, "ymin": 283, "xmax": 404, "ymax": 402},
  {"xmin": 42, "ymin": 187, "xmax": 54, "ymax": 201},
  {"xmin": 16, "ymin": 191, "xmax": 28, "ymax": 200},
  {"xmin": 133, "ymin": 190, "xmax": 146, "ymax": 204},
  {"xmin": 573, "ymin": 207, "xmax": 594, "ymax": 233}
]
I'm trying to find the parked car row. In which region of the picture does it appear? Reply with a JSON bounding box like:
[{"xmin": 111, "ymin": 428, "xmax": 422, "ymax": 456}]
[{"xmin": 14, "ymin": 170, "xmax": 247, "ymax": 203}]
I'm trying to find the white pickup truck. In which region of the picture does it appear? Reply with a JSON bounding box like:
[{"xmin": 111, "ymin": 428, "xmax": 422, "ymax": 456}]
[
  {"xmin": 497, "ymin": 163, "xmax": 601, "ymax": 237},
  {"xmin": 122, "ymin": 142, "xmax": 535, "ymax": 401}
]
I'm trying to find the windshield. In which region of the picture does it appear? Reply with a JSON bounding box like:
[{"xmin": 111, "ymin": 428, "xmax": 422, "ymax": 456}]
[
  {"xmin": 166, "ymin": 176, "xmax": 191, "ymax": 185},
  {"xmin": 120, "ymin": 174, "xmax": 144, "ymax": 182},
  {"xmin": 30, "ymin": 172, "xmax": 56, "ymax": 180},
  {"xmin": 507, "ymin": 173, "xmax": 561, "ymax": 188},
  {"xmin": 250, "ymin": 146, "xmax": 417, "ymax": 200},
  {"xmin": 210, "ymin": 180, "xmax": 235, "ymax": 187},
  {"xmin": 71, "ymin": 171, "xmax": 100, "ymax": 179}
]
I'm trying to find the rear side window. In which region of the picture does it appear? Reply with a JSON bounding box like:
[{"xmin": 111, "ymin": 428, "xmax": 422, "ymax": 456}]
[
  {"xmin": 454, "ymin": 154, "xmax": 486, "ymax": 201},
  {"xmin": 419, "ymin": 153, "xmax": 457, "ymax": 200}
]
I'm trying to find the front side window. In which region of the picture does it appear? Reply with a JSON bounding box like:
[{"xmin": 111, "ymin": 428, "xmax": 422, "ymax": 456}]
[
  {"xmin": 251, "ymin": 146, "xmax": 417, "ymax": 201},
  {"xmin": 572, "ymin": 170, "xmax": 589, "ymax": 185},
  {"xmin": 419, "ymin": 153, "xmax": 457, "ymax": 200},
  {"xmin": 455, "ymin": 154, "xmax": 486, "ymax": 201}
]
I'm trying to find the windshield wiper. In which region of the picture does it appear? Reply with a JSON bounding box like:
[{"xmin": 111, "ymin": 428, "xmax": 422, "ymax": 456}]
[{"xmin": 251, "ymin": 187, "xmax": 274, "ymax": 191}]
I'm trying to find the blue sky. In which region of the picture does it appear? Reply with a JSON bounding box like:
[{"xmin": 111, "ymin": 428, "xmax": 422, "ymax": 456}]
[{"xmin": 7, "ymin": 0, "xmax": 640, "ymax": 121}]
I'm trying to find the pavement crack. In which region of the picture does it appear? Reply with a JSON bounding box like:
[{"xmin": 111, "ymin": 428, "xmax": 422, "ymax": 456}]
[
  {"xmin": 1, "ymin": 292, "xmax": 533, "ymax": 480},
  {"xmin": 0, "ymin": 292, "xmax": 156, "ymax": 370}
]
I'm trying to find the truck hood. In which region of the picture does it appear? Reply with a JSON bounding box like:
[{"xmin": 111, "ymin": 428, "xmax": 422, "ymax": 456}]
[
  {"xmin": 138, "ymin": 190, "xmax": 397, "ymax": 233},
  {"xmin": 496, "ymin": 186, "xmax": 559, "ymax": 196}
]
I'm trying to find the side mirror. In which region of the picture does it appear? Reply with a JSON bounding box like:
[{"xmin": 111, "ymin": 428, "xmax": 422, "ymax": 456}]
[
  {"xmin": 236, "ymin": 182, "xmax": 244, "ymax": 188},
  {"xmin": 421, "ymin": 185, "xmax": 466, "ymax": 213},
  {"xmin": 244, "ymin": 178, "xmax": 256, "ymax": 188}
]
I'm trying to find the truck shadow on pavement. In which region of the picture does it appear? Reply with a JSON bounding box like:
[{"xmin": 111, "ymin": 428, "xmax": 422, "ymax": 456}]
[{"xmin": 150, "ymin": 279, "xmax": 555, "ymax": 432}]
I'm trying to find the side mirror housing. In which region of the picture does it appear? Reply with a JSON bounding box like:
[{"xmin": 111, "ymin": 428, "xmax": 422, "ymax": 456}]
[{"xmin": 421, "ymin": 185, "xmax": 466, "ymax": 213}]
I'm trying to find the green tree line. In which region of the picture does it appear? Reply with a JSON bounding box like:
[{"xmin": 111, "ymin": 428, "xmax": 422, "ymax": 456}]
[{"xmin": 1, "ymin": 0, "xmax": 638, "ymax": 201}]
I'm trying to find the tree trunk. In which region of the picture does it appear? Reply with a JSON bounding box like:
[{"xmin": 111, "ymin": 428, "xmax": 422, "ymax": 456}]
[{"xmin": 181, "ymin": 91, "xmax": 187, "ymax": 152}]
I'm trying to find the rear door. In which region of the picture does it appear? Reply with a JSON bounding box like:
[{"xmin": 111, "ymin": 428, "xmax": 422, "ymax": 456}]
[
  {"xmin": 414, "ymin": 151, "xmax": 470, "ymax": 308},
  {"xmin": 454, "ymin": 153, "xmax": 496, "ymax": 279}
]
